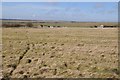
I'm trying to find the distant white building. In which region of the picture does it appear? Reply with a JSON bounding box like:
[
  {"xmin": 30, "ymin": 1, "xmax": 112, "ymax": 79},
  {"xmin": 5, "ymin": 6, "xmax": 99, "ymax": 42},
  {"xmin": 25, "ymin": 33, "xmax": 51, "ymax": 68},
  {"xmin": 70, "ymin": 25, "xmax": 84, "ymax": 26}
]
[
  {"xmin": 50, "ymin": 26, "xmax": 54, "ymax": 28},
  {"xmin": 98, "ymin": 25, "xmax": 104, "ymax": 28}
]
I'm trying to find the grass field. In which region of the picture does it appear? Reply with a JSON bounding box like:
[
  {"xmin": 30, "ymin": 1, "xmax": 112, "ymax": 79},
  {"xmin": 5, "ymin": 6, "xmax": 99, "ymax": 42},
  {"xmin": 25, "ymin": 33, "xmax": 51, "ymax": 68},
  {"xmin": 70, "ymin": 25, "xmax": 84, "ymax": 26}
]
[{"xmin": 2, "ymin": 27, "xmax": 119, "ymax": 78}]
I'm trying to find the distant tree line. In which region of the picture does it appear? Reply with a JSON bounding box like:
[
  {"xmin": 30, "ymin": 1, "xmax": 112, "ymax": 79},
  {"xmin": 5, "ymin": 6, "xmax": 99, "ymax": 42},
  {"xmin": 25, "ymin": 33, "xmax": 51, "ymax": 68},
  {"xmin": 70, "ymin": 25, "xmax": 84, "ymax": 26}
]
[
  {"xmin": 2, "ymin": 22, "xmax": 33, "ymax": 28},
  {"xmin": 2, "ymin": 23, "xmax": 22, "ymax": 27},
  {"xmin": 90, "ymin": 25, "xmax": 118, "ymax": 28}
]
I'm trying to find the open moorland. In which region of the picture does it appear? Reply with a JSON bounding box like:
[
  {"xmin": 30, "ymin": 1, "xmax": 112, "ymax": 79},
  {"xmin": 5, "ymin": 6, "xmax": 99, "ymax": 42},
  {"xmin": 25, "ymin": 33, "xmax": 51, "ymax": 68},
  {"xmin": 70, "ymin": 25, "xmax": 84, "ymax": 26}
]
[
  {"xmin": 2, "ymin": 27, "xmax": 119, "ymax": 78},
  {"xmin": 2, "ymin": 20, "xmax": 118, "ymax": 28}
]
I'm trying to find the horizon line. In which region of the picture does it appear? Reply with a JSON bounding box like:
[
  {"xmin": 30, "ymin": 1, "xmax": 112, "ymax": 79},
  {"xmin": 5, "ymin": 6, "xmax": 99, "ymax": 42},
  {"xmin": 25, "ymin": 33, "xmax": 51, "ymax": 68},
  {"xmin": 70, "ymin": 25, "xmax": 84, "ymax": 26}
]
[{"xmin": 1, "ymin": 18, "xmax": 118, "ymax": 23}]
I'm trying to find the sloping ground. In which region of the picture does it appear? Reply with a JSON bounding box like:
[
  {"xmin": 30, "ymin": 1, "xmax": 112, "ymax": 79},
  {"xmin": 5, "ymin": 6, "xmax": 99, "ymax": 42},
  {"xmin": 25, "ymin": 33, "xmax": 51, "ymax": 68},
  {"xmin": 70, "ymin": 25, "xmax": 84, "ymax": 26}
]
[{"xmin": 2, "ymin": 28, "xmax": 119, "ymax": 78}]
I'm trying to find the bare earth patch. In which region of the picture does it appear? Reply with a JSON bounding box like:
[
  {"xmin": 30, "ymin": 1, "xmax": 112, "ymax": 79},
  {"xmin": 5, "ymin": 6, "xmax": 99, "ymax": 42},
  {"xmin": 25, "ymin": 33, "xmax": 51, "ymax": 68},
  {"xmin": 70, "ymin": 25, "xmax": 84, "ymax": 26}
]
[{"xmin": 2, "ymin": 28, "xmax": 118, "ymax": 78}]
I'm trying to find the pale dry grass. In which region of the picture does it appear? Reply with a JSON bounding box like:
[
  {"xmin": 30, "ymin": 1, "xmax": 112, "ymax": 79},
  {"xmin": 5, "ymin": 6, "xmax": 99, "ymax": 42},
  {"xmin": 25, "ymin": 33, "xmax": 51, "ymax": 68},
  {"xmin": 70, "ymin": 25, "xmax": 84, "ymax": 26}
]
[
  {"xmin": 2, "ymin": 28, "xmax": 118, "ymax": 78},
  {"xmin": 0, "ymin": 27, "xmax": 2, "ymax": 78}
]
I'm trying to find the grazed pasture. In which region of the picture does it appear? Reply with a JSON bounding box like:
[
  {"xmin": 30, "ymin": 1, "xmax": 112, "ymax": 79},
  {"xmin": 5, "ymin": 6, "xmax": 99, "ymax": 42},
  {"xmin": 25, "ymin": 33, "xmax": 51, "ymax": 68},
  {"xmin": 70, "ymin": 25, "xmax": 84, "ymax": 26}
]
[{"xmin": 2, "ymin": 28, "xmax": 118, "ymax": 78}]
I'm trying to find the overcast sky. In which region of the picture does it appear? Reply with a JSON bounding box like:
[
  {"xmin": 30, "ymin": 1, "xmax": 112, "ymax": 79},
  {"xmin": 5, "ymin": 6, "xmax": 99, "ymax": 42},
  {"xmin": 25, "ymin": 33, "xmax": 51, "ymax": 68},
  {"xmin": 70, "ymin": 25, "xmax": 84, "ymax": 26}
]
[{"xmin": 2, "ymin": 2, "xmax": 118, "ymax": 22}]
